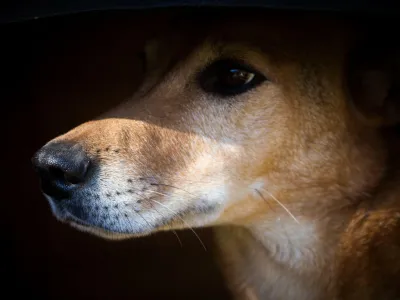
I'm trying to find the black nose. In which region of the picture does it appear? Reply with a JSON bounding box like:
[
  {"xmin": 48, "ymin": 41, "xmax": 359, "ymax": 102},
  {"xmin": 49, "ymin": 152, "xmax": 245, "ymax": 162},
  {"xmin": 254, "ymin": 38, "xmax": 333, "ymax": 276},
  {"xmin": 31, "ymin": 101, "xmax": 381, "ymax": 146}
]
[{"xmin": 32, "ymin": 142, "xmax": 91, "ymax": 199}]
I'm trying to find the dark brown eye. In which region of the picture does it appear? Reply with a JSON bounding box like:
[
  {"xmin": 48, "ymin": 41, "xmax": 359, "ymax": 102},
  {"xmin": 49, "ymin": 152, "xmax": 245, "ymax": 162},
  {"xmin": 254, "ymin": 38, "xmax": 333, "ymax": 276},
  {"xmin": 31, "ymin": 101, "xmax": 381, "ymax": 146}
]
[{"xmin": 198, "ymin": 59, "xmax": 267, "ymax": 97}]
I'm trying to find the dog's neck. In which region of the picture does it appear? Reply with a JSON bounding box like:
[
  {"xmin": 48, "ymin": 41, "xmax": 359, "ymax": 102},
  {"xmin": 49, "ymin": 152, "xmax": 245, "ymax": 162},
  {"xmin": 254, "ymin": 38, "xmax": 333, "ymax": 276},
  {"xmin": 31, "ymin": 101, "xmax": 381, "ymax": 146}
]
[
  {"xmin": 213, "ymin": 184, "xmax": 363, "ymax": 299},
  {"xmin": 214, "ymin": 214, "xmax": 347, "ymax": 300},
  {"xmin": 214, "ymin": 129, "xmax": 400, "ymax": 300},
  {"xmin": 215, "ymin": 145, "xmax": 400, "ymax": 300}
]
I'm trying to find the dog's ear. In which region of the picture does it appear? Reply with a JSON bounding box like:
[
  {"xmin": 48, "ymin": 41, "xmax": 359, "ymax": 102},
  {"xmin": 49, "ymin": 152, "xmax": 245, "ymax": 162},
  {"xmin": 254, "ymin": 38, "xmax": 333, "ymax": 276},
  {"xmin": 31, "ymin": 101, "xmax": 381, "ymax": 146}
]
[
  {"xmin": 348, "ymin": 31, "xmax": 400, "ymax": 126},
  {"xmin": 348, "ymin": 31, "xmax": 400, "ymax": 127}
]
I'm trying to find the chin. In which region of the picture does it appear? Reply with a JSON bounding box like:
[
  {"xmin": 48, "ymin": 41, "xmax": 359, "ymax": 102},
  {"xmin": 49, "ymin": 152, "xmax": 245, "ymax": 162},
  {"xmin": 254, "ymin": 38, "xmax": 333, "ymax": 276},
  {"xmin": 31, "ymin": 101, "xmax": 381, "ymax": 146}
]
[{"xmin": 67, "ymin": 221, "xmax": 154, "ymax": 240}]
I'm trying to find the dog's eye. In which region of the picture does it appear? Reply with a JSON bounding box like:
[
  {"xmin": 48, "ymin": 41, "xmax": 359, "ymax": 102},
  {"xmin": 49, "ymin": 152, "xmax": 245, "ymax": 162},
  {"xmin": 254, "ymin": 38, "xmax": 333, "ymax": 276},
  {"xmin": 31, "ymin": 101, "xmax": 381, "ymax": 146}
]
[{"xmin": 199, "ymin": 59, "xmax": 266, "ymax": 97}]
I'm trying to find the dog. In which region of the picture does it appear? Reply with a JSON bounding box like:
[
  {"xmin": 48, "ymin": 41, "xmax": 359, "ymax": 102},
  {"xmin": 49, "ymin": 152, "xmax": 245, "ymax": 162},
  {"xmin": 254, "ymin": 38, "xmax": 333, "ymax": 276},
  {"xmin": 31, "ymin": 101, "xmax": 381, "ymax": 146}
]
[{"xmin": 32, "ymin": 11, "xmax": 400, "ymax": 299}]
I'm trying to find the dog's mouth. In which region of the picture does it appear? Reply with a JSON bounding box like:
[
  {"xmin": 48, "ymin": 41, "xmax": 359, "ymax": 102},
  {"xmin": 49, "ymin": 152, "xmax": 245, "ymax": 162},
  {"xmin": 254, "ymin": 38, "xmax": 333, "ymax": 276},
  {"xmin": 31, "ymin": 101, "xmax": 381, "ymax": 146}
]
[
  {"xmin": 63, "ymin": 210, "xmax": 91, "ymax": 227},
  {"xmin": 62, "ymin": 210, "xmax": 150, "ymax": 239},
  {"xmin": 43, "ymin": 186, "xmax": 220, "ymax": 239},
  {"xmin": 44, "ymin": 194, "xmax": 142, "ymax": 237}
]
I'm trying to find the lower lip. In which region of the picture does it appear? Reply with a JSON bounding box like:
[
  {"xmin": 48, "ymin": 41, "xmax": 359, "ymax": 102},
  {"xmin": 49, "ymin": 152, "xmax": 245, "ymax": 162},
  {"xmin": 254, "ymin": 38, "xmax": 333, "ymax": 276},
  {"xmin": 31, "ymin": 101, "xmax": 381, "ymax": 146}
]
[{"xmin": 63, "ymin": 211, "xmax": 91, "ymax": 227}]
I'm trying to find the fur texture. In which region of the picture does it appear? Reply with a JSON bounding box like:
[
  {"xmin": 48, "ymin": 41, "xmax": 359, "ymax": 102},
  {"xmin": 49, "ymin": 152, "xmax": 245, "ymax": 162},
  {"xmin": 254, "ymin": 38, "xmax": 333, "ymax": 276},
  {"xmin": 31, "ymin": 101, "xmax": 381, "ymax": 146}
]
[{"xmin": 34, "ymin": 11, "xmax": 400, "ymax": 299}]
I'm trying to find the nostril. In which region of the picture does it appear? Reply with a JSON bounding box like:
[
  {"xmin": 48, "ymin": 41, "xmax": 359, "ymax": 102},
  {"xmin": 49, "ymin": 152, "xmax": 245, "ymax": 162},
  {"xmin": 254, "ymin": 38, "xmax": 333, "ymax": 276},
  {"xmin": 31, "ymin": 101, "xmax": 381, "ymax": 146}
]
[
  {"xmin": 64, "ymin": 173, "xmax": 83, "ymax": 185},
  {"xmin": 48, "ymin": 167, "xmax": 65, "ymax": 182},
  {"xmin": 48, "ymin": 167, "xmax": 81, "ymax": 185},
  {"xmin": 32, "ymin": 142, "xmax": 92, "ymax": 198}
]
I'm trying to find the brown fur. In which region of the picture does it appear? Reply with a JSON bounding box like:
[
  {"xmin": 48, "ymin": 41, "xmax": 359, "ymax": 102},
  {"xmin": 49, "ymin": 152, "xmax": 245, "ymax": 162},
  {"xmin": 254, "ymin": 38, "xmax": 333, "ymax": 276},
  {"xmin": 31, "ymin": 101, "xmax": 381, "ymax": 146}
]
[{"xmin": 36, "ymin": 11, "xmax": 400, "ymax": 299}]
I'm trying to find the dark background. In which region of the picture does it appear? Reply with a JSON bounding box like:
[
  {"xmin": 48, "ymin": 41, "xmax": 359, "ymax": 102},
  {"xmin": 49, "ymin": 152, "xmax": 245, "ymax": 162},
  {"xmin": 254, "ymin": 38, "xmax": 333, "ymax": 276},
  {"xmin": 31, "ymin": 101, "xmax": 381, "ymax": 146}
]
[{"xmin": 3, "ymin": 10, "xmax": 230, "ymax": 299}]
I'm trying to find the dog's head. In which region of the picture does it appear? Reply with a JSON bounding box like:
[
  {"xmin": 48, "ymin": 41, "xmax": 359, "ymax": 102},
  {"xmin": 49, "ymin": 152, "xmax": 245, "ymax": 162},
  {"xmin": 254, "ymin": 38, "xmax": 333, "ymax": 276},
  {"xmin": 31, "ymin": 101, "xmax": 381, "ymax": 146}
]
[{"xmin": 32, "ymin": 12, "xmax": 399, "ymax": 239}]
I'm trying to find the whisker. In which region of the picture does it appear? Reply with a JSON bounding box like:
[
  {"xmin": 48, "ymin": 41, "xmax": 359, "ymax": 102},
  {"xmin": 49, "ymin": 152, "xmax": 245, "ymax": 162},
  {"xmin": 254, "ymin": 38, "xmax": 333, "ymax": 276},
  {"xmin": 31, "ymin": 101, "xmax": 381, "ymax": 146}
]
[
  {"xmin": 151, "ymin": 205, "xmax": 184, "ymax": 248},
  {"xmin": 135, "ymin": 210, "xmax": 153, "ymax": 230},
  {"xmin": 254, "ymin": 189, "xmax": 275, "ymax": 212},
  {"xmin": 172, "ymin": 230, "xmax": 183, "ymax": 247},
  {"xmin": 148, "ymin": 190, "xmax": 170, "ymax": 197},
  {"xmin": 126, "ymin": 216, "xmax": 138, "ymax": 233},
  {"xmin": 129, "ymin": 189, "xmax": 171, "ymax": 231},
  {"xmin": 119, "ymin": 208, "xmax": 135, "ymax": 233},
  {"xmin": 256, "ymin": 188, "xmax": 300, "ymax": 224},
  {"xmin": 254, "ymin": 189, "xmax": 296, "ymax": 249},
  {"xmin": 148, "ymin": 204, "xmax": 184, "ymax": 247},
  {"xmin": 138, "ymin": 176, "xmax": 213, "ymax": 188},
  {"xmin": 149, "ymin": 198, "xmax": 207, "ymax": 251},
  {"xmin": 150, "ymin": 183, "xmax": 197, "ymax": 198}
]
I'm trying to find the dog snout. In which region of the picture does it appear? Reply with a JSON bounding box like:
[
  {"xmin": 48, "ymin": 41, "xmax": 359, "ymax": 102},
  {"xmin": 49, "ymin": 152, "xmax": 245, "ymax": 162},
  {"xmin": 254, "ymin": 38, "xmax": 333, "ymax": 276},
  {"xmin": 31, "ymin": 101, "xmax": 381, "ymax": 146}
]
[{"xmin": 32, "ymin": 142, "xmax": 91, "ymax": 200}]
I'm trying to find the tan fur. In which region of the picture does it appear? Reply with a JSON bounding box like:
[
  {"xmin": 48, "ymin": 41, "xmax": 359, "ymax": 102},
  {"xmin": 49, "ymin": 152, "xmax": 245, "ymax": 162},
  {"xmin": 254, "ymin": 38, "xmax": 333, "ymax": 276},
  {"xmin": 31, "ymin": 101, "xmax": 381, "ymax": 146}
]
[{"xmin": 37, "ymin": 12, "xmax": 400, "ymax": 299}]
